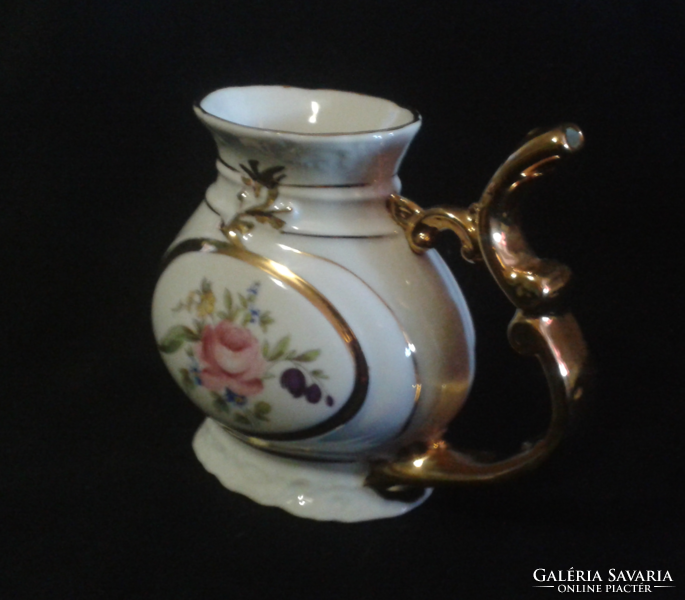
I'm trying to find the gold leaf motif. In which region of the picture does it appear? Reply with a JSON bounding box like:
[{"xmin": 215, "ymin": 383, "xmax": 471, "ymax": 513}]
[{"xmin": 221, "ymin": 160, "xmax": 291, "ymax": 243}]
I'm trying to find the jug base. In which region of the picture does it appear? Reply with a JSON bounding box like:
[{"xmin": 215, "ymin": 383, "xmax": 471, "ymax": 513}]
[{"xmin": 192, "ymin": 418, "xmax": 432, "ymax": 522}]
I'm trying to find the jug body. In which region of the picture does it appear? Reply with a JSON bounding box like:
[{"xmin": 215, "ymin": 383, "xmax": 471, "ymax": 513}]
[{"xmin": 152, "ymin": 147, "xmax": 475, "ymax": 462}]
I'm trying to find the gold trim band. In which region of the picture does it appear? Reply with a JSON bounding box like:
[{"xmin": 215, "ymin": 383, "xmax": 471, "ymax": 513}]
[
  {"xmin": 217, "ymin": 157, "xmax": 396, "ymax": 189},
  {"xmin": 278, "ymin": 231, "xmax": 398, "ymax": 240}
]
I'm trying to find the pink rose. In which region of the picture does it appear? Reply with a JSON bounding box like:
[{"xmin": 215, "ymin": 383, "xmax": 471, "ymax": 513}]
[{"xmin": 196, "ymin": 320, "xmax": 267, "ymax": 396}]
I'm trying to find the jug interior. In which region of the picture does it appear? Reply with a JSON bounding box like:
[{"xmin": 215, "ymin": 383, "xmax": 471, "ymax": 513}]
[{"xmin": 199, "ymin": 86, "xmax": 417, "ymax": 135}]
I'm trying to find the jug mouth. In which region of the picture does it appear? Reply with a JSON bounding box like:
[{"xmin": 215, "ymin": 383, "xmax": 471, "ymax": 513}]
[{"xmin": 195, "ymin": 85, "xmax": 420, "ymax": 137}]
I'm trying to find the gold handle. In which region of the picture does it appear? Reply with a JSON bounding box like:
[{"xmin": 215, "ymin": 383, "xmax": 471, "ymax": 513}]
[{"xmin": 367, "ymin": 125, "xmax": 589, "ymax": 494}]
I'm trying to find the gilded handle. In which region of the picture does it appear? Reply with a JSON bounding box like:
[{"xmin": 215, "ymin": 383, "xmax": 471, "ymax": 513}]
[{"xmin": 367, "ymin": 125, "xmax": 589, "ymax": 493}]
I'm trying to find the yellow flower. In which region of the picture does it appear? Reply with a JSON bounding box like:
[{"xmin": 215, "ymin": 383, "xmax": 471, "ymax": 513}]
[{"xmin": 196, "ymin": 290, "xmax": 216, "ymax": 317}]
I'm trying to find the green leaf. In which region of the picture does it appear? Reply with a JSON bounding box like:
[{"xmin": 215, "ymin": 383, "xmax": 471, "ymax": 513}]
[
  {"xmin": 310, "ymin": 369, "xmax": 328, "ymax": 379},
  {"xmin": 224, "ymin": 289, "xmax": 233, "ymax": 314},
  {"xmin": 285, "ymin": 349, "xmax": 297, "ymax": 360},
  {"xmin": 212, "ymin": 397, "xmax": 230, "ymax": 414},
  {"xmin": 217, "ymin": 311, "xmax": 229, "ymax": 320},
  {"xmin": 293, "ymin": 349, "xmax": 320, "ymax": 362},
  {"xmin": 254, "ymin": 401, "xmax": 271, "ymax": 416},
  {"xmin": 254, "ymin": 401, "xmax": 271, "ymax": 421},
  {"xmin": 238, "ymin": 293, "xmax": 248, "ymax": 308},
  {"xmin": 234, "ymin": 413, "xmax": 250, "ymax": 426},
  {"xmin": 200, "ymin": 278, "xmax": 212, "ymax": 294},
  {"xmin": 259, "ymin": 311, "xmax": 274, "ymax": 333},
  {"xmin": 158, "ymin": 325, "xmax": 200, "ymax": 353},
  {"xmin": 241, "ymin": 312, "xmax": 252, "ymax": 326},
  {"xmin": 180, "ymin": 368, "xmax": 195, "ymax": 391},
  {"xmin": 269, "ymin": 335, "xmax": 290, "ymax": 361},
  {"xmin": 261, "ymin": 339, "xmax": 270, "ymax": 358}
]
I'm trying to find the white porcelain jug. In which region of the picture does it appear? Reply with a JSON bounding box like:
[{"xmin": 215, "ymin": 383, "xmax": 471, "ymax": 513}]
[{"xmin": 152, "ymin": 86, "xmax": 588, "ymax": 521}]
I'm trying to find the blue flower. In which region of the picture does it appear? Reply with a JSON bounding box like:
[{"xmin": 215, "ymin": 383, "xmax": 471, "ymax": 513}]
[
  {"xmin": 189, "ymin": 360, "xmax": 202, "ymax": 385},
  {"xmin": 224, "ymin": 388, "xmax": 248, "ymax": 406},
  {"xmin": 247, "ymin": 282, "xmax": 260, "ymax": 297},
  {"xmin": 249, "ymin": 308, "xmax": 260, "ymax": 323}
]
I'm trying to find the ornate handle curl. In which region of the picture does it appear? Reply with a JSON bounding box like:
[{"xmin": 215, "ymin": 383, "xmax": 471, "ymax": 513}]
[{"xmin": 367, "ymin": 124, "xmax": 589, "ymax": 493}]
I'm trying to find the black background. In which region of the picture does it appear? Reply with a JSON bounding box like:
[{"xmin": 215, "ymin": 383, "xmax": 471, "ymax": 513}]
[{"xmin": 2, "ymin": 1, "xmax": 682, "ymax": 598}]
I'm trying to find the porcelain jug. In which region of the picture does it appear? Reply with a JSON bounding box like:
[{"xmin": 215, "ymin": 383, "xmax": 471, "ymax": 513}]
[{"xmin": 152, "ymin": 86, "xmax": 588, "ymax": 521}]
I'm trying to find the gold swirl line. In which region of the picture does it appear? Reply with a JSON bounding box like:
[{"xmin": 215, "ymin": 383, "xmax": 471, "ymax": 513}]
[{"xmin": 275, "ymin": 242, "xmax": 422, "ymax": 438}]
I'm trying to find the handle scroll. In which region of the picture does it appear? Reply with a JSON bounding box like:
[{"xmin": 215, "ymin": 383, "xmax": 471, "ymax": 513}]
[{"xmin": 367, "ymin": 125, "xmax": 589, "ymax": 492}]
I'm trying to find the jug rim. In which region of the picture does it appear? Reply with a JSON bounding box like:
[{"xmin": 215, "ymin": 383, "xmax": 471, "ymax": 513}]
[{"xmin": 194, "ymin": 85, "xmax": 421, "ymax": 139}]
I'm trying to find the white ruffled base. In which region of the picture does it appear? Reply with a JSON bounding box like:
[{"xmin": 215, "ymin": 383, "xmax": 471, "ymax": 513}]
[{"xmin": 192, "ymin": 418, "xmax": 431, "ymax": 522}]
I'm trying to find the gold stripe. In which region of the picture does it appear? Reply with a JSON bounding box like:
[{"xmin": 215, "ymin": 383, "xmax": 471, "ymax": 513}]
[
  {"xmin": 161, "ymin": 237, "xmax": 370, "ymax": 442},
  {"xmin": 223, "ymin": 425, "xmax": 359, "ymax": 463},
  {"xmin": 278, "ymin": 231, "xmax": 399, "ymax": 240},
  {"xmin": 279, "ymin": 182, "xmax": 380, "ymax": 189},
  {"xmin": 217, "ymin": 157, "xmax": 397, "ymax": 188}
]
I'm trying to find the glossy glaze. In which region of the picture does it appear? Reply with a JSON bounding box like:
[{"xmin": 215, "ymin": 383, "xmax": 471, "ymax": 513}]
[{"xmin": 153, "ymin": 86, "xmax": 474, "ymax": 461}]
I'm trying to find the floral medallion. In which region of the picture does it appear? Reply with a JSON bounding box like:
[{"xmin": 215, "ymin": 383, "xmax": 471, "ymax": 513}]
[{"xmin": 158, "ymin": 278, "xmax": 335, "ymax": 429}]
